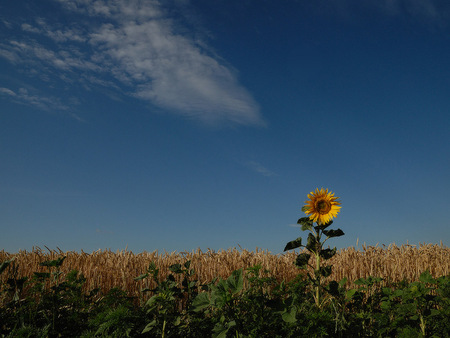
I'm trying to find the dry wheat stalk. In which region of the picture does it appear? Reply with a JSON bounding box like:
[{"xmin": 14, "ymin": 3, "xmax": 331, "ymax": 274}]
[{"xmin": 1, "ymin": 243, "xmax": 448, "ymax": 303}]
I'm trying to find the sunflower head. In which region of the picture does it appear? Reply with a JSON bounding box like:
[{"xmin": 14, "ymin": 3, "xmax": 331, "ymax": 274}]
[{"xmin": 304, "ymin": 188, "xmax": 341, "ymax": 225}]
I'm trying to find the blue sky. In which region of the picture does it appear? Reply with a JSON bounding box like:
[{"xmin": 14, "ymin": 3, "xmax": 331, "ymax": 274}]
[{"xmin": 1, "ymin": 0, "xmax": 449, "ymax": 254}]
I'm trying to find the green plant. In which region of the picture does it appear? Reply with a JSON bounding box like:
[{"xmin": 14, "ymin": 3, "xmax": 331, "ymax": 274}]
[{"xmin": 136, "ymin": 261, "xmax": 199, "ymax": 337}]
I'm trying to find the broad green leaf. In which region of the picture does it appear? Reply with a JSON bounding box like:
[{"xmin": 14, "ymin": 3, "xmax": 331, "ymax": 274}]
[
  {"xmin": 227, "ymin": 269, "xmax": 243, "ymax": 294},
  {"xmin": 315, "ymin": 220, "xmax": 333, "ymax": 231},
  {"xmin": 297, "ymin": 217, "xmax": 313, "ymax": 231},
  {"xmin": 40, "ymin": 256, "xmax": 66, "ymax": 267},
  {"xmin": 306, "ymin": 233, "xmax": 317, "ymax": 252},
  {"xmin": 281, "ymin": 305, "xmax": 297, "ymax": 323},
  {"xmin": 227, "ymin": 321, "xmax": 236, "ymax": 329},
  {"xmin": 184, "ymin": 260, "xmax": 191, "ymax": 269},
  {"xmin": 319, "ymin": 265, "xmax": 332, "ymax": 278},
  {"xmin": 295, "ymin": 253, "xmax": 311, "ymax": 268},
  {"xmin": 320, "ymin": 247, "xmax": 337, "ymax": 260},
  {"xmin": 284, "ymin": 237, "xmax": 302, "ymax": 251},
  {"xmin": 212, "ymin": 323, "xmax": 229, "ymax": 338},
  {"xmin": 327, "ymin": 280, "xmax": 340, "ymax": 296},
  {"xmin": 192, "ymin": 292, "xmax": 210, "ymax": 312},
  {"xmin": 339, "ymin": 277, "xmax": 348, "ymax": 287},
  {"xmin": 430, "ymin": 309, "xmax": 441, "ymax": 317},
  {"xmin": 346, "ymin": 289, "xmax": 357, "ymax": 300},
  {"xmin": 419, "ymin": 270, "xmax": 435, "ymax": 284},
  {"xmin": 322, "ymin": 229, "xmax": 344, "ymax": 238},
  {"xmin": 169, "ymin": 263, "xmax": 182, "ymax": 274},
  {"xmin": 145, "ymin": 295, "xmax": 158, "ymax": 308},
  {"xmin": 393, "ymin": 289, "xmax": 404, "ymax": 297}
]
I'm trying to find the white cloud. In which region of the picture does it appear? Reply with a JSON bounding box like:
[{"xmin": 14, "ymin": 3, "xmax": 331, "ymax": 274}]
[
  {"xmin": 86, "ymin": 1, "xmax": 263, "ymax": 125},
  {"xmin": 4, "ymin": 0, "xmax": 264, "ymax": 126},
  {"xmin": 0, "ymin": 87, "xmax": 16, "ymax": 96}
]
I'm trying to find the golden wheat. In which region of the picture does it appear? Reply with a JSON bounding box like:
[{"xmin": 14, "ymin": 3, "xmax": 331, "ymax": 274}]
[{"xmin": 1, "ymin": 243, "xmax": 448, "ymax": 302}]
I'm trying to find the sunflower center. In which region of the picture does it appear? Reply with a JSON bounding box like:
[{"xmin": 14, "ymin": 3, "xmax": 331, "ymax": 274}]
[{"xmin": 315, "ymin": 199, "xmax": 331, "ymax": 214}]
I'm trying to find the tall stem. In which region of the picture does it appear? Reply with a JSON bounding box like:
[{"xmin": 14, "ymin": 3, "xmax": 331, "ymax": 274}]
[
  {"xmin": 315, "ymin": 251, "xmax": 321, "ymax": 307},
  {"xmin": 314, "ymin": 227, "xmax": 322, "ymax": 308}
]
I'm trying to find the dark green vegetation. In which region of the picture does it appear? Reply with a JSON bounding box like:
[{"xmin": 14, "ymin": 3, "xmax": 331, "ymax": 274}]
[{"xmin": 1, "ymin": 256, "xmax": 449, "ymax": 337}]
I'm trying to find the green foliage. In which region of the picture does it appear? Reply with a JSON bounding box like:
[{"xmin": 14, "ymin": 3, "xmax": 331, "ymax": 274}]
[
  {"xmin": 1, "ymin": 260, "xmax": 449, "ymax": 337},
  {"xmin": 285, "ymin": 205, "xmax": 344, "ymax": 308}
]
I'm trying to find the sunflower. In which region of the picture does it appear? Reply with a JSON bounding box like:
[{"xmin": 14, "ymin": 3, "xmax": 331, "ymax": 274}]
[{"xmin": 304, "ymin": 188, "xmax": 341, "ymax": 224}]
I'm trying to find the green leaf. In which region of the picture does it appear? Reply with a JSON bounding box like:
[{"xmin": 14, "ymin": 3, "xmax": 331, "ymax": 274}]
[
  {"xmin": 227, "ymin": 269, "xmax": 243, "ymax": 294},
  {"xmin": 192, "ymin": 292, "xmax": 211, "ymax": 312},
  {"xmin": 319, "ymin": 247, "xmax": 337, "ymax": 260},
  {"xmin": 281, "ymin": 305, "xmax": 297, "ymax": 323},
  {"xmin": 393, "ymin": 289, "xmax": 404, "ymax": 297},
  {"xmin": 319, "ymin": 265, "xmax": 332, "ymax": 278},
  {"xmin": 339, "ymin": 277, "xmax": 348, "ymax": 287},
  {"xmin": 315, "ymin": 220, "xmax": 333, "ymax": 231},
  {"xmin": 183, "ymin": 260, "xmax": 191, "ymax": 269},
  {"xmin": 33, "ymin": 272, "xmax": 51, "ymax": 279},
  {"xmin": 142, "ymin": 320, "xmax": 157, "ymax": 334},
  {"xmin": 306, "ymin": 233, "xmax": 317, "ymax": 252},
  {"xmin": 134, "ymin": 273, "xmax": 149, "ymax": 281},
  {"xmin": 169, "ymin": 263, "xmax": 183, "ymax": 274},
  {"xmin": 212, "ymin": 323, "xmax": 230, "ymax": 338},
  {"xmin": 297, "ymin": 217, "xmax": 313, "ymax": 231},
  {"xmin": 0, "ymin": 259, "xmax": 13, "ymax": 275},
  {"xmin": 419, "ymin": 270, "xmax": 435, "ymax": 284},
  {"xmin": 327, "ymin": 280, "xmax": 340, "ymax": 296},
  {"xmin": 322, "ymin": 229, "xmax": 345, "ymax": 238},
  {"xmin": 301, "ymin": 205, "xmax": 309, "ymax": 213},
  {"xmin": 346, "ymin": 289, "xmax": 357, "ymax": 300},
  {"xmin": 284, "ymin": 237, "xmax": 302, "ymax": 251},
  {"xmin": 40, "ymin": 256, "xmax": 66, "ymax": 267},
  {"xmin": 380, "ymin": 301, "xmax": 391, "ymax": 311},
  {"xmin": 295, "ymin": 253, "xmax": 311, "ymax": 268}
]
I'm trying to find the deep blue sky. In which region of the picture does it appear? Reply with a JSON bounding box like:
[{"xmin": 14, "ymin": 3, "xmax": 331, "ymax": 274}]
[{"xmin": 1, "ymin": 0, "xmax": 449, "ymax": 254}]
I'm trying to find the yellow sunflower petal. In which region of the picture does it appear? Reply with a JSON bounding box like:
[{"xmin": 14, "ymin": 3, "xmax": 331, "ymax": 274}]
[{"xmin": 303, "ymin": 188, "xmax": 341, "ymax": 224}]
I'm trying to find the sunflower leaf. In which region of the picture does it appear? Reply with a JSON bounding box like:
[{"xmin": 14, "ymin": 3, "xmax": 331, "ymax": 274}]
[
  {"xmin": 320, "ymin": 247, "xmax": 337, "ymax": 260},
  {"xmin": 322, "ymin": 229, "xmax": 345, "ymax": 238},
  {"xmin": 306, "ymin": 233, "xmax": 317, "ymax": 253},
  {"xmin": 284, "ymin": 237, "xmax": 302, "ymax": 251},
  {"xmin": 297, "ymin": 217, "xmax": 313, "ymax": 231},
  {"xmin": 315, "ymin": 220, "xmax": 333, "ymax": 231},
  {"xmin": 301, "ymin": 205, "xmax": 309, "ymax": 213},
  {"xmin": 295, "ymin": 253, "xmax": 311, "ymax": 268},
  {"xmin": 319, "ymin": 265, "xmax": 333, "ymax": 278}
]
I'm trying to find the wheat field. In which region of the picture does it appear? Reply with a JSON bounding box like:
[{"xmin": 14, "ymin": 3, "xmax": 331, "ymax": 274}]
[{"xmin": 1, "ymin": 243, "xmax": 449, "ymax": 300}]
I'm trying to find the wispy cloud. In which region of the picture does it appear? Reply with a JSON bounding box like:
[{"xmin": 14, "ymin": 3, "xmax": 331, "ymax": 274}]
[
  {"xmin": 0, "ymin": 86, "xmax": 84, "ymax": 121},
  {"xmin": 245, "ymin": 161, "xmax": 277, "ymax": 177},
  {"xmin": 0, "ymin": 0, "xmax": 264, "ymax": 126}
]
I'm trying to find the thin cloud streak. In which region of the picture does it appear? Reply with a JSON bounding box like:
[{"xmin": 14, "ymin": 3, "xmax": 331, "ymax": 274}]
[
  {"xmin": 245, "ymin": 161, "xmax": 277, "ymax": 177},
  {"xmin": 0, "ymin": 86, "xmax": 84, "ymax": 121}
]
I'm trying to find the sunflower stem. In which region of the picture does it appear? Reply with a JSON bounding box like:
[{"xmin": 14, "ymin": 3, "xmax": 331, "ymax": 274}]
[{"xmin": 315, "ymin": 251, "xmax": 321, "ymax": 308}]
